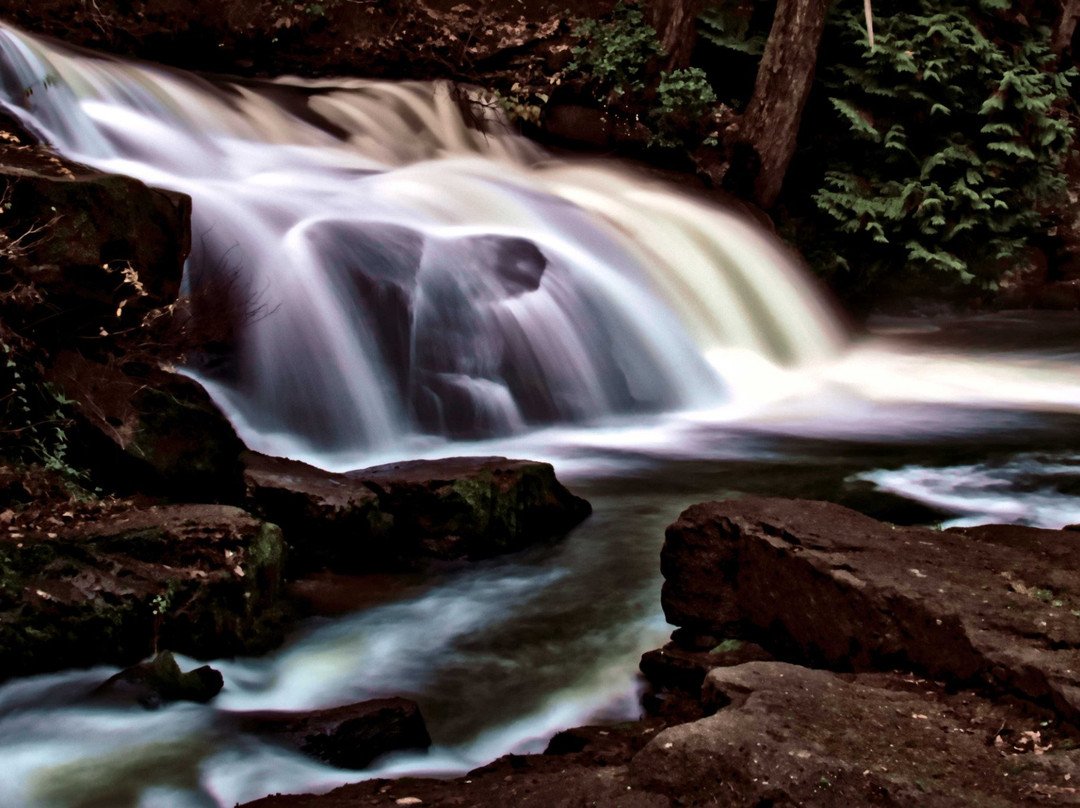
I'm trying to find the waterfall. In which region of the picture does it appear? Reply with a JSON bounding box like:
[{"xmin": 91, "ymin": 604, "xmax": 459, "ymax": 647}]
[{"xmin": 0, "ymin": 24, "xmax": 846, "ymax": 460}]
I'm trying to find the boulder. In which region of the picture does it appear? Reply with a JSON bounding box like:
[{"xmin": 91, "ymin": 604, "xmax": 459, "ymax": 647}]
[
  {"xmin": 236, "ymin": 697, "xmax": 431, "ymax": 770},
  {"xmin": 94, "ymin": 650, "xmax": 223, "ymax": 708},
  {"xmin": 0, "ymin": 503, "xmax": 288, "ymax": 679},
  {"xmin": 244, "ymin": 452, "xmax": 591, "ymax": 574},
  {"xmin": 640, "ymin": 639, "xmax": 774, "ymax": 696},
  {"xmin": 0, "ymin": 155, "xmax": 189, "ymax": 348},
  {"xmin": 49, "ymin": 352, "xmax": 246, "ymax": 501},
  {"xmin": 243, "ymin": 452, "xmax": 392, "ymax": 573},
  {"xmin": 661, "ymin": 497, "xmax": 1080, "ymax": 721},
  {"xmin": 354, "ymin": 456, "xmax": 591, "ymax": 561},
  {"xmin": 632, "ymin": 660, "xmax": 1080, "ymax": 807}
]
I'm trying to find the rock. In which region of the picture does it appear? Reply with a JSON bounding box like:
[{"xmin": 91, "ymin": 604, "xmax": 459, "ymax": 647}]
[
  {"xmin": 241, "ymin": 718, "xmax": 671, "ymax": 808},
  {"xmin": 356, "ymin": 456, "xmax": 591, "ymax": 561},
  {"xmin": 94, "ymin": 650, "xmax": 223, "ymax": 708},
  {"xmin": 237, "ymin": 697, "xmax": 432, "ymax": 770},
  {"xmin": 49, "ymin": 352, "xmax": 246, "ymax": 501},
  {"xmin": 631, "ymin": 660, "xmax": 1080, "ymax": 807},
  {"xmin": 0, "ymin": 504, "xmax": 288, "ymax": 679},
  {"xmin": 1038, "ymin": 279, "xmax": 1080, "ymax": 310},
  {"xmin": 244, "ymin": 452, "xmax": 591, "ymax": 574},
  {"xmin": 639, "ymin": 639, "xmax": 774, "ymax": 696},
  {"xmin": 0, "ymin": 157, "xmax": 189, "ymax": 348},
  {"xmin": 243, "ymin": 452, "xmax": 392, "ymax": 573},
  {"xmin": 541, "ymin": 103, "xmax": 613, "ymax": 149},
  {"xmin": 661, "ymin": 497, "xmax": 1080, "ymax": 721}
]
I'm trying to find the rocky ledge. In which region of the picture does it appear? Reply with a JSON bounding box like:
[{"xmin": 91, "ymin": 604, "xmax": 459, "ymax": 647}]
[
  {"xmin": 242, "ymin": 497, "xmax": 1080, "ymax": 808},
  {"xmin": 244, "ymin": 452, "xmax": 592, "ymax": 575},
  {"xmin": 0, "ymin": 502, "xmax": 288, "ymax": 679}
]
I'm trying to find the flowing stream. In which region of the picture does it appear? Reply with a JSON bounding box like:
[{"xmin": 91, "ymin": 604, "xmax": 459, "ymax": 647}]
[{"xmin": 2, "ymin": 23, "xmax": 1080, "ymax": 808}]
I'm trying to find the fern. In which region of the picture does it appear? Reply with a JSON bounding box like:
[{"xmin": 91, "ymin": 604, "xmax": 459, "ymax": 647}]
[{"xmin": 804, "ymin": 0, "xmax": 1076, "ymax": 292}]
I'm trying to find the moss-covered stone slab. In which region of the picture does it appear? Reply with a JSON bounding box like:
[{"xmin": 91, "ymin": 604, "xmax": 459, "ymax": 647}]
[
  {"xmin": 0, "ymin": 503, "xmax": 287, "ymax": 681},
  {"xmin": 243, "ymin": 452, "xmax": 591, "ymax": 574}
]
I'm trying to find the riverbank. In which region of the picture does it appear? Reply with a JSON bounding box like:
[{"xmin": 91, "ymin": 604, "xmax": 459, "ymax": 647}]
[{"xmin": 241, "ymin": 498, "xmax": 1080, "ymax": 808}]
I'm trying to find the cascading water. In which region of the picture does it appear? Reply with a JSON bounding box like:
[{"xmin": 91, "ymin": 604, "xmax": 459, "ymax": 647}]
[{"xmin": 0, "ymin": 23, "xmax": 845, "ymax": 462}]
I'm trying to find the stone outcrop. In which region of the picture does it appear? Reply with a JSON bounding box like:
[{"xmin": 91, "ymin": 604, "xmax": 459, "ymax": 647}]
[
  {"xmin": 244, "ymin": 452, "xmax": 591, "ymax": 574},
  {"xmin": 661, "ymin": 496, "xmax": 1080, "ymax": 722},
  {"xmin": 0, "ymin": 503, "xmax": 288, "ymax": 679},
  {"xmin": 50, "ymin": 352, "xmax": 247, "ymax": 501},
  {"xmin": 0, "ymin": 152, "xmax": 189, "ymax": 348},
  {"xmin": 0, "ymin": 133, "xmax": 245, "ymax": 501},
  {"xmin": 632, "ymin": 661, "xmax": 1080, "ymax": 807},
  {"xmin": 235, "ymin": 697, "xmax": 432, "ymax": 770}
]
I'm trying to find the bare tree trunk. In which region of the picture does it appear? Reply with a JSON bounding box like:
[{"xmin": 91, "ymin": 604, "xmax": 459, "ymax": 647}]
[
  {"xmin": 1053, "ymin": 0, "xmax": 1080, "ymax": 53},
  {"xmin": 738, "ymin": 0, "xmax": 830, "ymax": 208},
  {"xmin": 651, "ymin": 0, "xmax": 704, "ymax": 71}
]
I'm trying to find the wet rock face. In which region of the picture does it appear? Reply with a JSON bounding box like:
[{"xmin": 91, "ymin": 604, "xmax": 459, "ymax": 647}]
[
  {"xmin": 355, "ymin": 455, "xmax": 592, "ymax": 560},
  {"xmin": 660, "ymin": 497, "xmax": 1080, "ymax": 721},
  {"xmin": 244, "ymin": 452, "xmax": 591, "ymax": 574},
  {"xmin": 49, "ymin": 352, "xmax": 246, "ymax": 501},
  {"xmin": 243, "ymin": 452, "xmax": 392, "ymax": 573},
  {"xmin": 0, "ymin": 160, "xmax": 189, "ymax": 348},
  {"xmin": 0, "ymin": 504, "xmax": 288, "ymax": 680},
  {"xmin": 236, "ymin": 697, "xmax": 432, "ymax": 770}
]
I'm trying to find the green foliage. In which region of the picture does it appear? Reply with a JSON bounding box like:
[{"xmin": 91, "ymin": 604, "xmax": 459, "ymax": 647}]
[
  {"xmin": 566, "ymin": 2, "xmax": 720, "ymax": 152},
  {"xmin": 808, "ymin": 1, "xmax": 1076, "ymax": 291},
  {"xmin": 568, "ymin": 1, "xmax": 662, "ymax": 96},
  {"xmin": 492, "ymin": 84, "xmax": 550, "ymax": 126},
  {"xmin": 651, "ymin": 66, "xmax": 719, "ymax": 147},
  {"xmin": 0, "ymin": 337, "xmax": 78, "ymax": 476}
]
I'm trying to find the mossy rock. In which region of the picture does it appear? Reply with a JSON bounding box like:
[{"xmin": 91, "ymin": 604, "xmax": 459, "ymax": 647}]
[{"xmin": 0, "ymin": 504, "xmax": 288, "ymax": 681}]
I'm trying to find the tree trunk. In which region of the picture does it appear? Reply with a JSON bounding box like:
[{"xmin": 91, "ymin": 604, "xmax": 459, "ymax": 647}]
[
  {"xmin": 738, "ymin": 0, "xmax": 830, "ymax": 208},
  {"xmin": 651, "ymin": 0, "xmax": 703, "ymax": 71},
  {"xmin": 1052, "ymin": 0, "xmax": 1080, "ymax": 53}
]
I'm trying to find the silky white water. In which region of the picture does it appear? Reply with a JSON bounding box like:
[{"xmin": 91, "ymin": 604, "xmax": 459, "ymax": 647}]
[
  {"xmin": 3, "ymin": 22, "xmax": 1080, "ymax": 808},
  {"xmin": 0, "ymin": 23, "xmax": 847, "ymax": 459}
]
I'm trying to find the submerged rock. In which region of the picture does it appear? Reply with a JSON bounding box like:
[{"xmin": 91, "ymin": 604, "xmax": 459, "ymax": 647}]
[
  {"xmin": 0, "ymin": 504, "xmax": 288, "ymax": 680},
  {"xmin": 661, "ymin": 497, "xmax": 1080, "ymax": 721},
  {"xmin": 236, "ymin": 697, "xmax": 432, "ymax": 770},
  {"xmin": 244, "ymin": 452, "xmax": 591, "ymax": 574},
  {"xmin": 94, "ymin": 650, "xmax": 223, "ymax": 708}
]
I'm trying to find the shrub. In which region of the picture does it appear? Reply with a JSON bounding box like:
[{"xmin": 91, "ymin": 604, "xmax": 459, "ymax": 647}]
[{"xmin": 568, "ymin": 1, "xmax": 662, "ymax": 97}]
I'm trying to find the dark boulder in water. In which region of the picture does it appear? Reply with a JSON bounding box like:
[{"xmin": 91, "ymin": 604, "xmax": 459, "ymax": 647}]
[
  {"xmin": 235, "ymin": 697, "xmax": 432, "ymax": 770},
  {"xmin": 94, "ymin": 650, "xmax": 224, "ymax": 709},
  {"xmin": 243, "ymin": 451, "xmax": 591, "ymax": 574},
  {"xmin": 355, "ymin": 455, "xmax": 592, "ymax": 561}
]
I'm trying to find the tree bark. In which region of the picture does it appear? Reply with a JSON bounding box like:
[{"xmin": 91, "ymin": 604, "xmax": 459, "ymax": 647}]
[
  {"xmin": 1052, "ymin": 0, "xmax": 1080, "ymax": 53},
  {"xmin": 651, "ymin": 0, "xmax": 704, "ymax": 71},
  {"xmin": 738, "ymin": 0, "xmax": 831, "ymax": 208}
]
